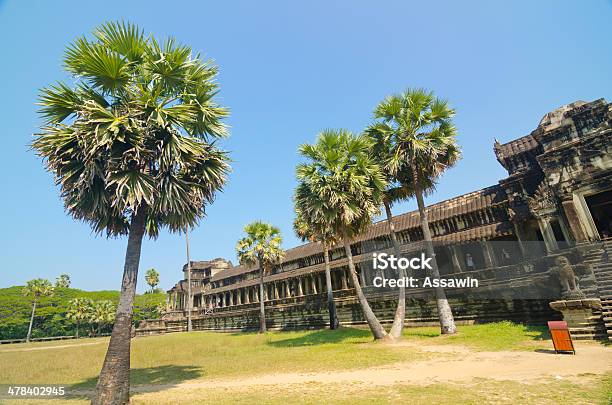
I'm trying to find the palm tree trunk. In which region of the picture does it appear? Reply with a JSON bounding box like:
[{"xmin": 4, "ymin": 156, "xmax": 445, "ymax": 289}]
[
  {"xmin": 411, "ymin": 169, "xmax": 457, "ymax": 335},
  {"xmin": 93, "ymin": 208, "xmax": 147, "ymax": 405},
  {"xmin": 258, "ymin": 259, "xmax": 267, "ymax": 333},
  {"xmin": 185, "ymin": 228, "xmax": 192, "ymax": 332},
  {"xmin": 386, "ymin": 200, "xmax": 406, "ymax": 339},
  {"xmin": 323, "ymin": 242, "xmax": 339, "ymax": 329},
  {"xmin": 342, "ymin": 234, "xmax": 390, "ymax": 340},
  {"xmin": 26, "ymin": 299, "xmax": 37, "ymax": 343}
]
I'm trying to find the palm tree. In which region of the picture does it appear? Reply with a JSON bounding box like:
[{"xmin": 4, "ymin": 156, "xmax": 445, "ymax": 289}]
[
  {"xmin": 145, "ymin": 268, "xmax": 160, "ymax": 293},
  {"xmin": 296, "ymin": 129, "xmax": 390, "ymax": 340},
  {"xmin": 90, "ymin": 300, "xmax": 117, "ymax": 336},
  {"xmin": 22, "ymin": 279, "xmax": 54, "ymax": 342},
  {"xmin": 31, "ymin": 22, "xmax": 230, "ymax": 403},
  {"xmin": 293, "ymin": 210, "xmax": 339, "ymax": 329},
  {"xmin": 366, "ymin": 123, "xmax": 416, "ymax": 338},
  {"xmin": 373, "ymin": 88, "xmax": 461, "ymax": 334},
  {"xmin": 236, "ymin": 221, "xmax": 285, "ymax": 333},
  {"xmin": 55, "ymin": 274, "xmax": 71, "ymax": 289},
  {"xmin": 66, "ymin": 297, "xmax": 93, "ymax": 338}
]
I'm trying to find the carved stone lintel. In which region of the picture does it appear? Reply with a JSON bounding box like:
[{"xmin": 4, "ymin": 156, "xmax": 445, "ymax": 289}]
[{"xmin": 528, "ymin": 182, "xmax": 558, "ymax": 218}]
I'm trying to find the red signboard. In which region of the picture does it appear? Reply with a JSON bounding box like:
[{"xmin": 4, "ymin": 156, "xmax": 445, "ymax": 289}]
[{"xmin": 547, "ymin": 321, "xmax": 575, "ymax": 354}]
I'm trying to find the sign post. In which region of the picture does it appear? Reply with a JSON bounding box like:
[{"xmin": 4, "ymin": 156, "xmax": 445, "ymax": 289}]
[{"xmin": 547, "ymin": 320, "xmax": 575, "ymax": 354}]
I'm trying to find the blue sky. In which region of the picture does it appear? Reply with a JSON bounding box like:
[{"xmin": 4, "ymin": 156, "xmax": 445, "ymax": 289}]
[{"xmin": 0, "ymin": 0, "xmax": 610, "ymax": 293}]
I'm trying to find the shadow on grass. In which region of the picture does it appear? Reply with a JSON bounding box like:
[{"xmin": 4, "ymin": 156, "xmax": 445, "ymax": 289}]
[
  {"xmin": 67, "ymin": 365, "xmax": 203, "ymax": 399},
  {"xmin": 523, "ymin": 324, "xmax": 551, "ymax": 340},
  {"xmin": 268, "ymin": 327, "xmax": 372, "ymax": 347}
]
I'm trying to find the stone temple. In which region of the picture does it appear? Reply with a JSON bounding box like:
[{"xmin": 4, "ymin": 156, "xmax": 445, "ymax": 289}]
[{"xmin": 140, "ymin": 99, "xmax": 611, "ymax": 340}]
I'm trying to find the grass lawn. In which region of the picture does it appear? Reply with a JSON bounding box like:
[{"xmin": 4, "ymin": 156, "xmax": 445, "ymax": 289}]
[
  {"xmin": 402, "ymin": 320, "xmax": 551, "ymax": 351},
  {"xmin": 0, "ymin": 327, "xmax": 422, "ymax": 388},
  {"xmin": 0, "ymin": 322, "xmax": 609, "ymax": 404}
]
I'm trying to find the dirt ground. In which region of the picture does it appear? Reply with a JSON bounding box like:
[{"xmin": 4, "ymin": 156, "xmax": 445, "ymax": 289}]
[{"xmin": 130, "ymin": 340, "xmax": 611, "ymax": 392}]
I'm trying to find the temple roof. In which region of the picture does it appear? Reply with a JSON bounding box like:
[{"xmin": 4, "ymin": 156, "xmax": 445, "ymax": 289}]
[
  {"xmin": 210, "ymin": 184, "xmax": 508, "ymax": 283},
  {"xmin": 181, "ymin": 258, "xmax": 233, "ymax": 272},
  {"xmin": 538, "ymin": 100, "xmax": 588, "ymax": 129},
  {"xmin": 494, "ymin": 134, "xmax": 539, "ymax": 161}
]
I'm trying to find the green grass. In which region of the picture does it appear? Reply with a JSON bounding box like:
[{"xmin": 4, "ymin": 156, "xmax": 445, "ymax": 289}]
[
  {"xmin": 0, "ymin": 327, "xmax": 422, "ymax": 388},
  {"xmin": 0, "ymin": 323, "xmax": 609, "ymax": 404},
  {"xmin": 403, "ymin": 321, "xmax": 550, "ymax": 351},
  {"xmin": 0, "ymin": 323, "xmax": 553, "ymax": 389}
]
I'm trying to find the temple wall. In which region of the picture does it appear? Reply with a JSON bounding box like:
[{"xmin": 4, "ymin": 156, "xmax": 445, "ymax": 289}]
[{"xmin": 163, "ymin": 294, "xmax": 559, "ymax": 333}]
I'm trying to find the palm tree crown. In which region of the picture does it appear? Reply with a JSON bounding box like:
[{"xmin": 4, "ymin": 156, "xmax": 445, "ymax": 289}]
[
  {"xmin": 296, "ymin": 129, "xmax": 386, "ymax": 239},
  {"xmin": 145, "ymin": 268, "xmax": 160, "ymax": 291},
  {"xmin": 372, "ymin": 88, "xmax": 460, "ymax": 193},
  {"xmin": 66, "ymin": 297, "xmax": 94, "ymax": 322},
  {"xmin": 22, "ymin": 279, "xmax": 54, "ymax": 299},
  {"xmin": 90, "ymin": 300, "xmax": 116, "ymax": 325},
  {"xmin": 31, "ymin": 21, "xmax": 230, "ymax": 237},
  {"xmin": 236, "ymin": 221, "xmax": 284, "ymax": 271}
]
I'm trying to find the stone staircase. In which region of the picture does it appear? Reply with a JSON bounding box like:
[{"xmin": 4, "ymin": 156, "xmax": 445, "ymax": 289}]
[{"xmin": 586, "ymin": 238, "xmax": 612, "ymax": 341}]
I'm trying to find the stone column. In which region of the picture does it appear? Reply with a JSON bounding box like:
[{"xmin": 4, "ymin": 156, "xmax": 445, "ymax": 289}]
[
  {"xmin": 237, "ymin": 290, "xmax": 242, "ymax": 305},
  {"xmin": 359, "ymin": 267, "xmax": 366, "ymax": 287},
  {"xmin": 255, "ymin": 287, "xmax": 260, "ymax": 303},
  {"xmin": 538, "ymin": 218, "xmax": 559, "ymax": 252},
  {"xmin": 285, "ymin": 282, "xmax": 291, "ymax": 297},
  {"xmin": 512, "ymin": 222, "xmax": 527, "ymax": 257},
  {"xmin": 311, "ymin": 275, "xmax": 318, "ymax": 294},
  {"xmin": 297, "ymin": 278, "xmax": 304, "ymax": 296},
  {"xmin": 341, "ymin": 269, "xmax": 348, "ymax": 290},
  {"xmin": 481, "ymin": 241, "xmax": 497, "ymax": 268},
  {"xmin": 450, "ymin": 245, "xmax": 464, "ymax": 273},
  {"xmin": 274, "ymin": 283, "xmax": 279, "ymax": 300},
  {"xmin": 561, "ymin": 199, "xmax": 588, "ymax": 242}
]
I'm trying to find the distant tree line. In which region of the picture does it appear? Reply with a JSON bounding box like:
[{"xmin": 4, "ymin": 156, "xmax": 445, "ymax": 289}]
[{"xmin": 0, "ymin": 275, "xmax": 165, "ymax": 340}]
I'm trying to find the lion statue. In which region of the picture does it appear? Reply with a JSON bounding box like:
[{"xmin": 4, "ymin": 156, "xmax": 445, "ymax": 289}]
[{"xmin": 553, "ymin": 256, "xmax": 585, "ymax": 299}]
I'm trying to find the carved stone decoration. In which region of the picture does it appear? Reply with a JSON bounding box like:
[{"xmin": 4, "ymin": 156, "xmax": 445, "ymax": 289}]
[
  {"xmin": 552, "ymin": 256, "xmax": 586, "ymax": 300},
  {"xmin": 528, "ymin": 182, "xmax": 558, "ymax": 218},
  {"xmin": 507, "ymin": 206, "xmax": 517, "ymax": 222}
]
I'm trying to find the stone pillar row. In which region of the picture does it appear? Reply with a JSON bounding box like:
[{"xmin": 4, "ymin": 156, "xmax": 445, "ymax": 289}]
[{"xmin": 201, "ymin": 268, "xmax": 365, "ymax": 308}]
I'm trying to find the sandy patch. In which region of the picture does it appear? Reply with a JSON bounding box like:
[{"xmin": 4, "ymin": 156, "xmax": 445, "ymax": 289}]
[{"xmin": 128, "ymin": 341, "xmax": 611, "ymax": 393}]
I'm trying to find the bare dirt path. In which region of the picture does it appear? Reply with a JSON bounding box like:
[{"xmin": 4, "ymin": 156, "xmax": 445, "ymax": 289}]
[{"xmin": 128, "ymin": 341, "xmax": 611, "ymax": 393}]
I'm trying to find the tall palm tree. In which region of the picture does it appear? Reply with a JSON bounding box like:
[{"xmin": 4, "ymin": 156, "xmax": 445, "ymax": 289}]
[
  {"xmin": 236, "ymin": 221, "xmax": 285, "ymax": 333},
  {"xmin": 22, "ymin": 279, "xmax": 54, "ymax": 342},
  {"xmin": 293, "ymin": 210, "xmax": 339, "ymax": 329},
  {"xmin": 90, "ymin": 300, "xmax": 117, "ymax": 336},
  {"xmin": 296, "ymin": 129, "xmax": 390, "ymax": 340},
  {"xmin": 366, "ymin": 123, "xmax": 416, "ymax": 338},
  {"xmin": 145, "ymin": 268, "xmax": 160, "ymax": 293},
  {"xmin": 373, "ymin": 88, "xmax": 461, "ymax": 335},
  {"xmin": 31, "ymin": 22, "xmax": 230, "ymax": 403},
  {"xmin": 55, "ymin": 274, "xmax": 71, "ymax": 289},
  {"xmin": 66, "ymin": 297, "xmax": 94, "ymax": 339}
]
